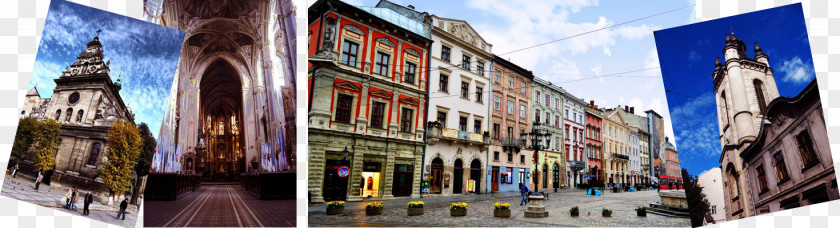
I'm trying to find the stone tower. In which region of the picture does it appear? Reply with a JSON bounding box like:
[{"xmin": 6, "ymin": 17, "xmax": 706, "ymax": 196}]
[{"xmin": 712, "ymin": 31, "xmax": 780, "ymax": 219}]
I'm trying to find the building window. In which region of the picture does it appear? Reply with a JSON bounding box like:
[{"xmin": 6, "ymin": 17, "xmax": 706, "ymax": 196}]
[
  {"xmin": 555, "ymin": 98, "xmax": 560, "ymax": 110},
  {"xmin": 493, "ymin": 123, "xmax": 500, "ymax": 139},
  {"xmin": 374, "ymin": 52, "xmax": 390, "ymax": 75},
  {"xmin": 462, "ymin": 55, "xmax": 471, "ymax": 70},
  {"xmin": 76, "ymin": 110, "xmax": 84, "ymax": 123},
  {"xmin": 535, "ymin": 109, "xmax": 541, "ymax": 123},
  {"xmin": 439, "ymin": 74, "xmax": 449, "ymax": 92},
  {"xmin": 441, "ymin": 46, "xmax": 451, "ymax": 62},
  {"xmin": 461, "ymin": 81, "xmax": 469, "ymax": 99},
  {"xmin": 756, "ymin": 164, "xmax": 769, "ymax": 193},
  {"xmin": 477, "ymin": 62, "xmax": 484, "ymax": 76},
  {"xmin": 335, "ymin": 94, "xmax": 353, "ymax": 123},
  {"xmin": 437, "ymin": 111, "xmax": 447, "ymax": 125},
  {"xmin": 508, "ymin": 101, "xmax": 514, "ymax": 114},
  {"xmin": 795, "ymin": 130, "xmax": 819, "ymax": 167},
  {"xmin": 494, "ymin": 151, "xmax": 499, "ymax": 161},
  {"xmin": 508, "ymin": 77, "xmax": 514, "ymax": 89},
  {"xmin": 459, "ymin": 116, "xmax": 467, "ymax": 131},
  {"xmin": 474, "ymin": 120, "xmax": 481, "ymax": 133},
  {"xmin": 555, "ymin": 115, "xmax": 560, "ymax": 127},
  {"xmin": 536, "ymin": 91, "xmax": 541, "ymax": 104},
  {"xmin": 370, "ymin": 101, "xmax": 386, "ymax": 129},
  {"xmin": 508, "ymin": 152, "xmax": 513, "ymax": 162},
  {"xmin": 721, "ymin": 91, "xmax": 730, "ymax": 124},
  {"xmin": 520, "ymin": 105, "xmax": 526, "ymax": 118},
  {"xmin": 545, "ymin": 94, "xmax": 550, "ymax": 106},
  {"xmin": 87, "ymin": 143, "xmax": 101, "ymax": 166},
  {"xmin": 476, "ymin": 87, "xmax": 483, "ymax": 103},
  {"xmin": 65, "ymin": 108, "xmax": 73, "ymax": 122},
  {"xmin": 400, "ymin": 108, "xmax": 413, "ymax": 133},
  {"xmin": 520, "ymin": 80, "xmax": 526, "ymax": 94},
  {"xmin": 711, "ymin": 205, "xmax": 717, "ymax": 214},
  {"xmin": 55, "ymin": 109, "xmax": 62, "ymax": 121},
  {"xmin": 495, "ymin": 71, "xmax": 501, "ymax": 82},
  {"xmin": 494, "ymin": 96, "xmax": 501, "ymax": 110},
  {"xmin": 340, "ymin": 40, "xmax": 358, "ymax": 67},
  {"xmin": 565, "ymin": 109, "xmax": 569, "ymax": 119},
  {"xmin": 545, "ymin": 111, "xmax": 550, "ymax": 124},
  {"xmin": 404, "ymin": 62, "xmax": 416, "ymax": 84},
  {"xmin": 773, "ymin": 151, "xmax": 790, "ymax": 183},
  {"xmin": 754, "ymin": 80, "xmax": 767, "ymax": 114},
  {"xmin": 520, "ymin": 155, "xmax": 525, "ymax": 163}
]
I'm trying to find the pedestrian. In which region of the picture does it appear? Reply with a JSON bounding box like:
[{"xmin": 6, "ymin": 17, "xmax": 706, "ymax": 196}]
[
  {"xmin": 519, "ymin": 183, "xmax": 530, "ymax": 206},
  {"xmin": 70, "ymin": 188, "xmax": 79, "ymax": 211},
  {"xmin": 116, "ymin": 197, "xmax": 128, "ymax": 220},
  {"xmin": 34, "ymin": 171, "xmax": 43, "ymax": 190},
  {"xmin": 11, "ymin": 164, "xmax": 18, "ymax": 178},
  {"xmin": 83, "ymin": 191, "xmax": 93, "ymax": 216},
  {"xmin": 63, "ymin": 188, "xmax": 73, "ymax": 209}
]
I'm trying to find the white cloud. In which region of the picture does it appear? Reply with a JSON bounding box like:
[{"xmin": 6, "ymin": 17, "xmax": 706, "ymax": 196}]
[
  {"xmin": 778, "ymin": 56, "xmax": 814, "ymax": 85},
  {"xmin": 615, "ymin": 24, "xmax": 659, "ymax": 40},
  {"xmin": 602, "ymin": 46, "xmax": 612, "ymax": 56},
  {"xmin": 644, "ymin": 48, "xmax": 661, "ymax": 76}
]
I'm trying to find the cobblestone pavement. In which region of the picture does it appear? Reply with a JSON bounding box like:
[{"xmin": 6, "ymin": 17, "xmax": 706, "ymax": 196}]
[
  {"xmin": 144, "ymin": 184, "xmax": 296, "ymax": 227},
  {"xmin": 308, "ymin": 189, "xmax": 691, "ymax": 227},
  {"xmin": 1, "ymin": 175, "xmax": 140, "ymax": 227}
]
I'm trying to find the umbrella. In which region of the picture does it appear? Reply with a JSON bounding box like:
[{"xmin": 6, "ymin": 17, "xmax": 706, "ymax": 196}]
[{"xmin": 584, "ymin": 175, "xmax": 597, "ymax": 178}]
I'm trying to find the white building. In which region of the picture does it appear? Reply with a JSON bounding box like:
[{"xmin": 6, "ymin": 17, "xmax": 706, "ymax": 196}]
[
  {"xmin": 698, "ymin": 167, "xmax": 726, "ymax": 225},
  {"xmin": 563, "ymin": 93, "xmax": 586, "ymax": 188},
  {"xmin": 629, "ymin": 128, "xmax": 641, "ymax": 185}
]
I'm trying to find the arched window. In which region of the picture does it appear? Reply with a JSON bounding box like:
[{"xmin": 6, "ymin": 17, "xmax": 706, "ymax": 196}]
[
  {"xmin": 21, "ymin": 110, "xmax": 25, "ymax": 115},
  {"xmin": 76, "ymin": 110, "xmax": 84, "ymax": 123},
  {"xmin": 754, "ymin": 80, "xmax": 767, "ymax": 114},
  {"xmin": 54, "ymin": 109, "xmax": 61, "ymax": 121},
  {"xmin": 65, "ymin": 108, "xmax": 73, "ymax": 122},
  {"xmin": 87, "ymin": 143, "xmax": 101, "ymax": 166},
  {"xmin": 720, "ymin": 91, "xmax": 729, "ymax": 125}
]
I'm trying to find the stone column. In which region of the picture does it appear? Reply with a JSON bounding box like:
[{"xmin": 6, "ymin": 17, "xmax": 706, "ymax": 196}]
[
  {"xmin": 388, "ymin": 91, "xmax": 401, "ymax": 138},
  {"xmin": 382, "ymin": 147, "xmax": 396, "ymax": 200},
  {"xmin": 356, "ymin": 82, "xmax": 369, "ymax": 134},
  {"xmin": 308, "ymin": 142, "xmax": 326, "ymax": 203},
  {"xmin": 723, "ymin": 56, "xmax": 756, "ymax": 144},
  {"xmin": 411, "ymin": 146, "xmax": 422, "ymax": 198},
  {"xmin": 309, "ymin": 69, "xmax": 335, "ymax": 129},
  {"xmin": 346, "ymin": 149, "xmax": 364, "ymax": 202}
]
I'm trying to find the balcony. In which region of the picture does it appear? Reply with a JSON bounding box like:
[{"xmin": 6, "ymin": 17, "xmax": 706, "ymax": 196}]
[
  {"xmin": 500, "ymin": 137, "xmax": 522, "ymax": 153},
  {"xmin": 427, "ymin": 121, "xmax": 489, "ymax": 148},
  {"xmin": 569, "ymin": 161, "xmax": 586, "ymax": 170},
  {"xmin": 612, "ymin": 153, "xmax": 629, "ymax": 161}
]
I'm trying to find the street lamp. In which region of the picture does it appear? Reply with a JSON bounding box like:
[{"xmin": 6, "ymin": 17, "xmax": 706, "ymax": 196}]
[
  {"xmin": 342, "ymin": 146, "xmax": 349, "ymax": 161},
  {"xmin": 520, "ymin": 121, "xmax": 551, "ymax": 195}
]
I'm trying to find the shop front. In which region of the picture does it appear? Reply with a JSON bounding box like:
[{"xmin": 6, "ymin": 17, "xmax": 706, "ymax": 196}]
[{"xmin": 360, "ymin": 162, "xmax": 381, "ymax": 197}]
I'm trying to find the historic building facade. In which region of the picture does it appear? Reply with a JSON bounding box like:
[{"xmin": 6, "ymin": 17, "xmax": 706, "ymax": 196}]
[
  {"xmin": 584, "ymin": 101, "xmax": 603, "ymax": 183},
  {"xmin": 425, "ymin": 14, "xmax": 492, "ymax": 196},
  {"xmin": 563, "ymin": 93, "xmax": 586, "ymax": 188},
  {"xmin": 531, "ymin": 77, "xmax": 565, "ymax": 191},
  {"xmin": 664, "ymin": 137, "xmax": 681, "ymax": 187},
  {"xmin": 603, "ymin": 107, "xmax": 629, "ymax": 186},
  {"xmin": 699, "ymin": 167, "xmax": 727, "ymax": 225},
  {"xmin": 20, "ymin": 35, "xmax": 134, "ymax": 196},
  {"xmin": 646, "ymin": 110, "xmax": 666, "ymax": 183},
  {"xmin": 308, "ymin": 0, "xmax": 431, "ymax": 202},
  {"xmin": 617, "ymin": 106, "xmax": 651, "ymax": 185},
  {"xmin": 489, "ymin": 55, "xmax": 532, "ymax": 192}
]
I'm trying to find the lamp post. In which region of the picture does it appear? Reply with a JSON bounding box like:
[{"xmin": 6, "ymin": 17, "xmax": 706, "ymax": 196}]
[
  {"xmin": 521, "ymin": 121, "xmax": 551, "ymax": 195},
  {"xmin": 342, "ymin": 146, "xmax": 349, "ymax": 161}
]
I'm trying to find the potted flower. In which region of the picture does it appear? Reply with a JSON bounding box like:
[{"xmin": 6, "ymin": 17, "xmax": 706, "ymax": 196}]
[
  {"xmin": 636, "ymin": 207, "xmax": 647, "ymax": 216},
  {"xmin": 326, "ymin": 201, "xmax": 345, "ymax": 215},
  {"xmin": 493, "ymin": 202, "xmax": 511, "ymax": 217},
  {"xmin": 366, "ymin": 202, "xmax": 384, "ymax": 216},
  {"xmin": 450, "ymin": 202, "xmax": 468, "ymax": 216},
  {"xmin": 407, "ymin": 201, "xmax": 424, "ymax": 216},
  {"xmin": 602, "ymin": 208, "xmax": 612, "ymax": 217},
  {"xmin": 569, "ymin": 206, "xmax": 580, "ymax": 217}
]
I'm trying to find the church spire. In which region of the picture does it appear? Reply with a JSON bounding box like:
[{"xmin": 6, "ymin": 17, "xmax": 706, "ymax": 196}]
[{"xmin": 115, "ymin": 72, "xmax": 122, "ymax": 91}]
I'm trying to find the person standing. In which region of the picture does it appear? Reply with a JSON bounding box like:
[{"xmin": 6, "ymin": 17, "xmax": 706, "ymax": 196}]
[
  {"xmin": 63, "ymin": 188, "xmax": 73, "ymax": 209},
  {"xmin": 83, "ymin": 191, "xmax": 93, "ymax": 216},
  {"xmin": 116, "ymin": 198, "xmax": 128, "ymax": 220},
  {"xmin": 70, "ymin": 188, "xmax": 79, "ymax": 211},
  {"xmin": 34, "ymin": 171, "xmax": 43, "ymax": 190},
  {"xmin": 519, "ymin": 183, "xmax": 530, "ymax": 206},
  {"xmin": 11, "ymin": 164, "xmax": 18, "ymax": 178}
]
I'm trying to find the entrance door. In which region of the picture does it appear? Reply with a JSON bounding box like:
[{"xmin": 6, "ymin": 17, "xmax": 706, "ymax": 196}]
[
  {"xmin": 323, "ymin": 159, "xmax": 349, "ymax": 201},
  {"xmin": 431, "ymin": 158, "xmax": 443, "ymax": 194},
  {"xmin": 453, "ymin": 159, "xmax": 463, "ymax": 194},
  {"xmin": 553, "ymin": 163, "xmax": 560, "ymax": 189},
  {"xmin": 392, "ymin": 164, "xmax": 414, "ymax": 197},
  {"xmin": 542, "ymin": 164, "xmax": 548, "ymax": 189},
  {"xmin": 491, "ymin": 167, "xmax": 499, "ymax": 191},
  {"xmin": 470, "ymin": 159, "xmax": 481, "ymax": 194}
]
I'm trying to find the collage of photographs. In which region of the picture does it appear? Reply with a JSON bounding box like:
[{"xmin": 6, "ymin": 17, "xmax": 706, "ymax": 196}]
[{"xmin": 0, "ymin": 0, "xmax": 837, "ymax": 227}]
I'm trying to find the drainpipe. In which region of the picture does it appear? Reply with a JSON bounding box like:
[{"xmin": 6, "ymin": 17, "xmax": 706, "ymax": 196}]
[
  {"xmin": 419, "ymin": 35, "xmax": 432, "ymax": 198},
  {"xmin": 486, "ymin": 61, "xmax": 494, "ymax": 194}
]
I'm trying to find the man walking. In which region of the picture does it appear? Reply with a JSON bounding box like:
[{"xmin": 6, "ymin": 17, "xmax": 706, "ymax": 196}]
[
  {"xmin": 11, "ymin": 164, "xmax": 18, "ymax": 178},
  {"xmin": 116, "ymin": 198, "xmax": 128, "ymax": 220},
  {"xmin": 70, "ymin": 188, "xmax": 79, "ymax": 211},
  {"xmin": 519, "ymin": 183, "xmax": 530, "ymax": 206},
  {"xmin": 34, "ymin": 171, "xmax": 43, "ymax": 190},
  {"xmin": 83, "ymin": 191, "xmax": 93, "ymax": 216}
]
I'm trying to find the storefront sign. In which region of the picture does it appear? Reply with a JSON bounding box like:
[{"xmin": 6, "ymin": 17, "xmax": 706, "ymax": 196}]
[
  {"xmin": 337, "ymin": 166, "xmax": 350, "ymax": 177},
  {"xmin": 444, "ymin": 173, "xmax": 451, "ymax": 188},
  {"xmin": 363, "ymin": 162, "xmax": 381, "ymax": 172}
]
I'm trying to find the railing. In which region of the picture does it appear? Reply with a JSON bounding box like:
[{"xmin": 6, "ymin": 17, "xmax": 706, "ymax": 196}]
[
  {"xmin": 501, "ymin": 137, "xmax": 521, "ymax": 149},
  {"xmin": 569, "ymin": 161, "xmax": 586, "ymax": 169},
  {"xmin": 427, "ymin": 121, "xmax": 489, "ymax": 145},
  {"xmin": 612, "ymin": 153, "xmax": 629, "ymax": 160}
]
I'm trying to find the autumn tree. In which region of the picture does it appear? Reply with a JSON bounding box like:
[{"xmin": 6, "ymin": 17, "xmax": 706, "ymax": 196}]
[
  {"xmin": 11, "ymin": 117, "xmax": 39, "ymax": 163},
  {"xmin": 683, "ymin": 168, "xmax": 711, "ymax": 227},
  {"xmin": 33, "ymin": 119, "xmax": 61, "ymax": 172},
  {"xmin": 134, "ymin": 123, "xmax": 156, "ymax": 177},
  {"xmin": 100, "ymin": 119, "xmax": 141, "ymax": 198}
]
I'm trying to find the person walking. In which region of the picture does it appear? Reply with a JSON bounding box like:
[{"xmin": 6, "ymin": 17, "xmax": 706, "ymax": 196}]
[
  {"xmin": 83, "ymin": 191, "xmax": 93, "ymax": 216},
  {"xmin": 116, "ymin": 198, "xmax": 128, "ymax": 220},
  {"xmin": 63, "ymin": 188, "xmax": 73, "ymax": 209},
  {"xmin": 70, "ymin": 188, "xmax": 79, "ymax": 211},
  {"xmin": 11, "ymin": 164, "xmax": 18, "ymax": 178},
  {"xmin": 519, "ymin": 183, "xmax": 530, "ymax": 206},
  {"xmin": 34, "ymin": 171, "xmax": 43, "ymax": 190}
]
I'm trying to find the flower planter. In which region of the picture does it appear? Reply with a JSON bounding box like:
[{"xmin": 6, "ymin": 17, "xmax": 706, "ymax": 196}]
[
  {"xmin": 326, "ymin": 207, "xmax": 344, "ymax": 215},
  {"xmin": 494, "ymin": 209, "xmax": 511, "ymax": 217},
  {"xmin": 450, "ymin": 208, "xmax": 467, "ymax": 216},
  {"xmin": 407, "ymin": 207, "xmax": 424, "ymax": 216},
  {"xmin": 637, "ymin": 210, "xmax": 646, "ymax": 216},
  {"xmin": 602, "ymin": 211, "xmax": 612, "ymax": 217},
  {"xmin": 570, "ymin": 211, "xmax": 579, "ymax": 217},
  {"xmin": 366, "ymin": 207, "xmax": 383, "ymax": 216}
]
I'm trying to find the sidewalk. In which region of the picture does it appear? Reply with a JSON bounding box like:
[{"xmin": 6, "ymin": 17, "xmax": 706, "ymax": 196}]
[
  {"xmin": 1, "ymin": 174, "xmax": 139, "ymax": 214},
  {"xmin": 309, "ymin": 191, "xmax": 529, "ymax": 212}
]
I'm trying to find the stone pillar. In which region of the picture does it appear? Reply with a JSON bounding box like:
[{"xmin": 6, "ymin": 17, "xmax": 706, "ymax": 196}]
[
  {"xmin": 308, "ymin": 142, "xmax": 326, "ymax": 203},
  {"xmin": 346, "ymin": 150, "xmax": 364, "ymax": 202},
  {"xmin": 389, "ymin": 91, "xmax": 401, "ymax": 138},
  {"xmin": 411, "ymin": 146, "xmax": 422, "ymax": 198},
  {"xmin": 723, "ymin": 54, "xmax": 756, "ymax": 144},
  {"xmin": 356, "ymin": 82, "xmax": 369, "ymax": 134},
  {"xmin": 309, "ymin": 69, "xmax": 335, "ymax": 129},
  {"xmin": 382, "ymin": 148, "xmax": 396, "ymax": 200},
  {"xmin": 524, "ymin": 194, "xmax": 549, "ymax": 218}
]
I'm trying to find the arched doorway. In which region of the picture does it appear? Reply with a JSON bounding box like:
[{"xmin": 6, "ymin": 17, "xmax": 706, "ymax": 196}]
[
  {"xmin": 431, "ymin": 158, "xmax": 443, "ymax": 194},
  {"xmin": 199, "ymin": 59, "xmax": 246, "ymax": 182},
  {"xmin": 469, "ymin": 159, "xmax": 481, "ymax": 194},
  {"xmin": 552, "ymin": 163, "xmax": 560, "ymax": 190},
  {"xmin": 453, "ymin": 159, "xmax": 463, "ymax": 194}
]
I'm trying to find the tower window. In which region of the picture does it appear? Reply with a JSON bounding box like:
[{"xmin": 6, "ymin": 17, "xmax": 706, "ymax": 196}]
[{"xmin": 754, "ymin": 80, "xmax": 767, "ymax": 114}]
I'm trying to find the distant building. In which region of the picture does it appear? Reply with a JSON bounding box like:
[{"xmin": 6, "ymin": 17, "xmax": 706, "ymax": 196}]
[
  {"xmin": 530, "ymin": 77, "xmax": 565, "ymax": 191},
  {"xmin": 698, "ymin": 167, "xmax": 726, "ymax": 225},
  {"xmin": 664, "ymin": 137, "xmax": 681, "ymax": 187},
  {"xmin": 563, "ymin": 92, "xmax": 586, "ymax": 188}
]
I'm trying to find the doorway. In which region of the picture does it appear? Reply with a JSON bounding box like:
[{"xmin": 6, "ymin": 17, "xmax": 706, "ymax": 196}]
[
  {"xmin": 453, "ymin": 159, "xmax": 463, "ymax": 194},
  {"xmin": 491, "ymin": 166, "xmax": 499, "ymax": 192},
  {"xmin": 469, "ymin": 159, "xmax": 481, "ymax": 193},
  {"xmin": 322, "ymin": 159, "xmax": 349, "ymax": 201},
  {"xmin": 430, "ymin": 158, "xmax": 443, "ymax": 194},
  {"xmin": 553, "ymin": 163, "xmax": 560, "ymax": 189},
  {"xmin": 392, "ymin": 164, "xmax": 413, "ymax": 197}
]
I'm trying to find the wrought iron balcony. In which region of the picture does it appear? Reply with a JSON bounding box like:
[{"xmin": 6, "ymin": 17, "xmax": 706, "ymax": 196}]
[
  {"xmin": 500, "ymin": 137, "xmax": 522, "ymax": 152},
  {"xmin": 612, "ymin": 153, "xmax": 629, "ymax": 161},
  {"xmin": 569, "ymin": 161, "xmax": 586, "ymax": 169}
]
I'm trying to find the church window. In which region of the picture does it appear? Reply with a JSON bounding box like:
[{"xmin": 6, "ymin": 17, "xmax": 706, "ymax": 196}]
[
  {"xmin": 340, "ymin": 40, "xmax": 358, "ymax": 67},
  {"xmin": 795, "ymin": 130, "xmax": 819, "ymax": 167},
  {"xmin": 754, "ymin": 80, "xmax": 767, "ymax": 114},
  {"xmin": 721, "ymin": 91, "xmax": 729, "ymax": 125},
  {"xmin": 335, "ymin": 94, "xmax": 353, "ymax": 123},
  {"xmin": 87, "ymin": 143, "xmax": 101, "ymax": 166},
  {"xmin": 65, "ymin": 108, "xmax": 73, "ymax": 122},
  {"xmin": 55, "ymin": 109, "xmax": 61, "ymax": 121},
  {"xmin": 77, "ymin": 110, "xmax": 84, "ymax": 123},
  {"xmin": 68, "ymin": 92, "xmax": 80, "ymax": 104}
]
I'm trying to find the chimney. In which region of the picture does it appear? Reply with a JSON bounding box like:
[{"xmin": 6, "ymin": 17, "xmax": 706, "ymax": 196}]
[
  {"xmin": 590, "ymin": 100, "xmax": 594, "ymax": 106},
  {"xmin": 624, "ymin": 105, "xmax": 628, "ymax": 112},
  {"xmin": 630, "ymin": 107, "xmax": 635, "ymax": 114},
  {"xmin": 408, "ymin": 5, "xmax": 415, "ymax": 9}
]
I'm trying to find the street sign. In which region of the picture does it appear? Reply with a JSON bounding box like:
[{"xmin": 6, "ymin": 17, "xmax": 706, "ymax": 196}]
[{"xmin": 337, "ymin": 166, "xmax": 350, "ymax": 177}]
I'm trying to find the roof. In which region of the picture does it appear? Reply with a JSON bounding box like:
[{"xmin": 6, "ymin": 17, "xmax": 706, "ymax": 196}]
[
  {"xmin": 492, "ymin": 55, "xmax": 534, "ymax": 79},
  {"xmin": 26, "ymin": 87, "xmax": 40, "ymax": 97},
  {"xmin": 665, "ymin": 139, "xmax": 677, "ymax": 152},
  {"xmin": 356, "ymin": 6, "xmax": 428, "ymax": 39}
]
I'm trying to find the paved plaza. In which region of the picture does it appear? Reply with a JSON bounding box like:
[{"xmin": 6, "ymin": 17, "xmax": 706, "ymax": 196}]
[
  {"xmin": 144, "ymin": 184, "xmax": 296, "ymax": 227},
  {"xmin": 308, "ymin": 189, "xmax": 691, "ymax": 227},
  {"xmin": 1, "ymin": 174, "xmax": 140, "ymax": 227}
]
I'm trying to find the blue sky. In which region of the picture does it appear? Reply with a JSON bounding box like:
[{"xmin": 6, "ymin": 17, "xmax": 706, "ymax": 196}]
[
  {"xmin": 654, "ymin": 3, "xmax": 814, "ymax": 175},
  {"xmin": 312, "ymin": 0, "xmax": 698, "ymax": 143},
  {"xmin": 31, "ymin": 0, "xmax": 185, "ymax": 138}
]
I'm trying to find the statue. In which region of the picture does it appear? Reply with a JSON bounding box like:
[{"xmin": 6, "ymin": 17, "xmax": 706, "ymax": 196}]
[{"xmin": 96, "ymin": 96, "xmax": 110, "ymax": 120}]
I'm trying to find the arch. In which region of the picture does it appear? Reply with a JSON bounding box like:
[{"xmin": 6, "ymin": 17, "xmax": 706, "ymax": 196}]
[
  {"xmin": 469, "ymin": 159, "xmax": 482, "ymax": 193},
  {"xmin": 76, "ymin": 110, "xmax": 84, "ymax": 123},
  {"xmin": 65, "ymin": 108, "xmax": 73, "ymax": 122},
  {"xmin": 54, "ymin": 109, "xmax": 62, "ymax": 121},
  {"xmin": 453, "ymin": 158, "xmax": 464, "ymax": 194},
  {"xmin": 193, "ymin": 53, "xmax": 253, "ymax": 88},
  {"xmin": 431, "ymin": 157, "xmax": 443, "ymax": 194},
  {"xmin": 720, "ymin": 91, "xmax": 729, "ymax": 124},
  {"xmin": 87, "ymin": 143, "xmax": 101, "ymax": 166},
  {"xmin": 725, "ymin": 162, "xmax": 740, "ymax": 199}
]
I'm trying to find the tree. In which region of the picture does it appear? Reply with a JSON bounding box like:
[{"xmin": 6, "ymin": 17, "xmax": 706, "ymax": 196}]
[
  {"xmin": 100, "ymin": 119, "xmax": 141, "ymax": 197},
  {"xmin": 33, "ymin": 119, "xmax": 61, "ymax": 172},
  {"xmin": 134, "ymin": 123, "xmax": 156, "ymax": 177},
  {"xmin": 683, "ymin": 168, "xmax": 711, "ymax": 227},
  {"xmin": 11, "ymin": 117, "xmax": 39, "ymax": 163}
]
